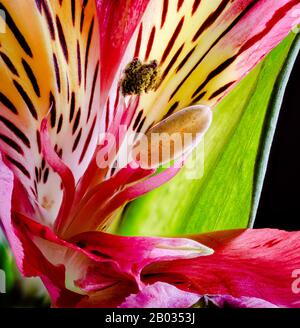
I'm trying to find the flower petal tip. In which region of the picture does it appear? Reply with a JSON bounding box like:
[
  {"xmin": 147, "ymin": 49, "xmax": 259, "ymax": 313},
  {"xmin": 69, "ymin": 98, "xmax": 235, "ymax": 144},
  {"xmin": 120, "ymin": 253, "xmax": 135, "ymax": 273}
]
[
  {"xmin": 119, "ymin": 282, "xmax": 200, "ymax": 308},
  {"xmin": 154, "ymin": 238, "xmax": 214, "ymax": 260}
]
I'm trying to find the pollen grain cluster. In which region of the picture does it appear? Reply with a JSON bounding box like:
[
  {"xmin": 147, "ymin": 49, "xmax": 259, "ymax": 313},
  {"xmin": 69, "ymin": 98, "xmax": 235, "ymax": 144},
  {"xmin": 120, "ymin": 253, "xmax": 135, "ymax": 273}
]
[{"xmin": 121, "ymin": 58, "xmax": 161, "ymax": 96}]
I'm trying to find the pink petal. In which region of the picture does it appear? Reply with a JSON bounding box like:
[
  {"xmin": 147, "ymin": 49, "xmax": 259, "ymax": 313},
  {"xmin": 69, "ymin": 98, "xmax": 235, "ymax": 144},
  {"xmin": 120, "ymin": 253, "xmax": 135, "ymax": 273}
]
[
  {"xmin": 105, "ymin": 0, "xmax": 300, "ymax": 137},
  {"xmin": 70, "ymin": 230, "xmax": 213, "ymax": 279},
  {"xmin": 40, "ymin": 119, "xmax": 75, "ymax": 234},
  {"xmin": 74, "ymin": 96, "xmax": 140, "ymax": 206},
  {"xmin": 119, "ymin": 282, "xmax": 200, "ymax": 308},
  {"xmin": 65, "ymin": 165, "xmax": 155, "ymax": 237},
  {"xmin": 0, "ymin": 153, "xmax": 23, "ymax": 270},
  {"xmin": 2, "ymin": 210, "xmax": 212, "ymax": 307},
  {"xmin": 96, "ymin": 0, "xmax": 150, "ymax": 106},
  {"xmin": 94, "ymin": 160, "xmax": 184, "ymax": 223},
  {"xmin": 0, "ymin": 153, "xmax": 83, "ymax": 306},
  {"xmin": 214, "ymin": 0, "xmax": 300, "ymax": 103},
  {"xmin": 205, "ymin": 295, "xmax": 278, "ymax": 308},
  {"xmin": 67, "ymin": 161, "xmax": 183, "ymax": 235},
  {"xmin": 143, "ymin": 229, "xmax": 300, "ymax": 308}
]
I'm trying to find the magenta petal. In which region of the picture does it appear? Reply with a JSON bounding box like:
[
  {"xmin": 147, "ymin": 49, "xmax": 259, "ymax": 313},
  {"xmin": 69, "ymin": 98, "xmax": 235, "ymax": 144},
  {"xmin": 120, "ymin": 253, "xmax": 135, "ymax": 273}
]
[
  {"xmin": 0, "ymin": 153, "xmax": 82, "ymax": 306},
  {"xmin": 143, "ymin": 229, "xmax": 300, "ymax": 308},
  {"xmin": 70, "ymin": 231, "xmax": 213, "ymax": 279},
  {"xmin": 230, "ymin": 0, "xmax": 300, "ymax": 78},
  {"xmin": 119, "ymin": 282, "xmax": 200, "ymax": 308},
  {"xmin": 96, "ymin": 0, "xmax": 150, "ymax": 105},
  {"xmin": 3, "ymin": 210, "xmax": 212, "ymax": 307},
  {"xmin": 97, "ymin": 161, "xmax": 184, "ymax": 221}
]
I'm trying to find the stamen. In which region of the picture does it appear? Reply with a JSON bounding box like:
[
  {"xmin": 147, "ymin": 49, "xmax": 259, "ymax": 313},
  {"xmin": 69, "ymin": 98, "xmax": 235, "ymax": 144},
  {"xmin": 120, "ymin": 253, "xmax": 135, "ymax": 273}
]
[
  {"xmin": 133, "ymin": 105, "xmax": 212, "ymax": 169},
  {"xmin": 121, "ymin": 58, "xmax": 161, "ymax": 96}
]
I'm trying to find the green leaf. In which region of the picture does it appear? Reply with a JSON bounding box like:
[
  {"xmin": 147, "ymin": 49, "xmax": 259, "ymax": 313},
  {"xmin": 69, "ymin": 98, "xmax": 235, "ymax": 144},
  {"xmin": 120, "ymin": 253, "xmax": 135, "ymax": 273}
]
[
  {"xmin": 0, "ymin": 238, "xmax": 17, "ymax": 292},
  {"xmin": 0, "ymin": 235, "xmax": 49, "ymax": 307},
  {"xmin": 116, "ymin": 33, "xmax": 300, "ymax": 237}
]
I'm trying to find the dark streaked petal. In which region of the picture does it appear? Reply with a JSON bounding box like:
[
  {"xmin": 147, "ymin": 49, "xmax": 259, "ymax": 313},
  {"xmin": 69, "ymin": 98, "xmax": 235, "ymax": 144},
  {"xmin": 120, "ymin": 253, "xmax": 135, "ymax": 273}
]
[
  {"xmin": 0, "ymin": 0, "xmax": 100, "ymax": 226},
  {"xmin": 106, "ymin": 0, "xmax": 300, "ymax": 136}
]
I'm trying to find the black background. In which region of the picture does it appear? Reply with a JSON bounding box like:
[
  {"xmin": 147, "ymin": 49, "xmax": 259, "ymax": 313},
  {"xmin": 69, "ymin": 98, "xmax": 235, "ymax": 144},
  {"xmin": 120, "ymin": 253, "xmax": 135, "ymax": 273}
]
[{"xmin": 255, "ymin": 53, "xmax": 300, "ymax": 231}]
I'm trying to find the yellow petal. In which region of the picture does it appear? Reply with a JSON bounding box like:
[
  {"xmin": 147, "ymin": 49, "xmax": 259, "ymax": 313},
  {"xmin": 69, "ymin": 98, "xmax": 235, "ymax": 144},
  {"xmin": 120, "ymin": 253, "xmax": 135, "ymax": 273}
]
[
  {"xmin": 107, "ymin": 0, "xmax": 299, "ymax": 136},
  {"xmin": 0, "ymin": 0, "xmax": 100, "ymax": 225}
]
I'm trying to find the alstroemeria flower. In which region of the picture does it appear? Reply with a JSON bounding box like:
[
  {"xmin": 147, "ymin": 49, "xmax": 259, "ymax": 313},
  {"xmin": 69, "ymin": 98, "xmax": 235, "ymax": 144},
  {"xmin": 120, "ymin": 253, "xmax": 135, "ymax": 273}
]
[{"xmin": 0, "ymin": 0, "xmax": 299, "ymax": 308}]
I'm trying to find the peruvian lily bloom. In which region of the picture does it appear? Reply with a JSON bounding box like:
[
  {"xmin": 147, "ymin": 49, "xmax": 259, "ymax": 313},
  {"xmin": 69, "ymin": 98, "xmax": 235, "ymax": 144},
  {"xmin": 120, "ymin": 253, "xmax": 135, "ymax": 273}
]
[{"xmin": 0, "ymin": 0, "xmax": 300, "ymax": 308}]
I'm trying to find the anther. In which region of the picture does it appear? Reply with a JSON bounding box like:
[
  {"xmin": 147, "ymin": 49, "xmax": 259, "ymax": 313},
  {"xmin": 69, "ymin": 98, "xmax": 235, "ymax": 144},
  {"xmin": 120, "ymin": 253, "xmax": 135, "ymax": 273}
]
[
  {"xmin": 121, "ymin": 58, "xmax": 161, "ymax": 96},
  {"xmin": 132, "ymin": 105, "xmax": 212, "ymax": 168}
]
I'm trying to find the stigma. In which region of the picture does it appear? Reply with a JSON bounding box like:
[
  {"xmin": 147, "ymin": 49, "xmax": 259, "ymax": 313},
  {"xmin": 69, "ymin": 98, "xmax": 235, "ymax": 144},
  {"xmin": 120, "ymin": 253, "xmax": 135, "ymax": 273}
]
[{"xmin": 121, "ymin": 58, "xmax": 161, "ymax": 96}]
